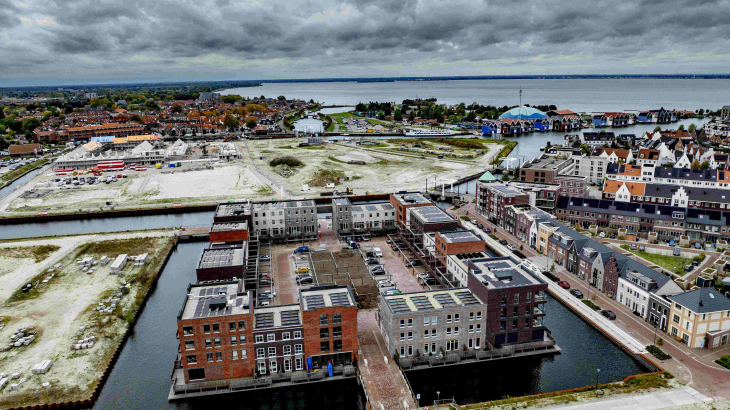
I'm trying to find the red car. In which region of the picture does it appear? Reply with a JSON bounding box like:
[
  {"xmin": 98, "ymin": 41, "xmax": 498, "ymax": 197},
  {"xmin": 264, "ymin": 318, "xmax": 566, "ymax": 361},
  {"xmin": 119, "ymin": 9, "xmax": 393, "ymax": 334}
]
[{"xmin": 558, "ymin": 281, "xmax": 571, "ymax": 289}]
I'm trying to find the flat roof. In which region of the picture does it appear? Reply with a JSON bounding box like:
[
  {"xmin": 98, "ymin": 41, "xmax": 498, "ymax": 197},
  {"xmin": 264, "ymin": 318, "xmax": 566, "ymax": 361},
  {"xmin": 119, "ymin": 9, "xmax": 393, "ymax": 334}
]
[
  {"xmin": 211, "ymin": 222, "xmax": 248, "ymax": 232},
  {"xmin": 411, "ymin": 206, "xmax": 454, "ymax": 223},
  {"xmin": 521, "ymin": 156, "xmax": 570, "ymax": 171},
  {"xmin": 391, "ymin": 192, "xmax": 432, "ymax": 205},
  {"xmin": 253, "ymin": 304, "xmax": 302, "ymax": 329},
  {"xmin": 301, "ymin": 287, "xmax": 355, "ymax": 310},
  {"xmin": 180, "ymin": 282, "xmax": 250, "ymax": 320},
  {"xmin": 384, "ymin": 288, "xmax": 484, "ymax": 314},
  {"xmin": 468, "ymin": 257, "xmax": 545, "ymax": 290},
  {"xmin": 216, "ymin": 203, "xmax": 250, "ymax": 217},
  {"xmin": 333, "ymin": 197, "xmax": 351, "ymax": 206},
  {"xmin": 199, "ymin": 245, "xmax": 245, "ymax": 269},
  {"xmin": 352, "ymin": 203, "xmax": 395, "ymax": 212},
  {"xmin": 440, "ymin": 231, "xmax": 482, "ymax": 244}
]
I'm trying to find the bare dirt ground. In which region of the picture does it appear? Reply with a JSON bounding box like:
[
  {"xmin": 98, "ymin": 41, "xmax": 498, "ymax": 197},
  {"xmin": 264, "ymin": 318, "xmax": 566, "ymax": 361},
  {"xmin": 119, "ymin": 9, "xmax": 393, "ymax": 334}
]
[
  {"xmin": 0, "ymin": 232, "xmax": 175, "ymax": 408},
  {"xmin": 0, "ymin": 162, "xmax": 269, "ymax": 216}
]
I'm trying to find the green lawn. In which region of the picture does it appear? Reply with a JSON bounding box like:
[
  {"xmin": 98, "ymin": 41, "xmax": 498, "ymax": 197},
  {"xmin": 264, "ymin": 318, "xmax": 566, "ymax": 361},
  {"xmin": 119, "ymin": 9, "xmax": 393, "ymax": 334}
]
[
  {"xmin": 716, "ymin": 355, "xmax": 730, "ymax": 370},
  {"xmin": 620, "ymin": 245, "xmax": 691, "ymax": 276}
]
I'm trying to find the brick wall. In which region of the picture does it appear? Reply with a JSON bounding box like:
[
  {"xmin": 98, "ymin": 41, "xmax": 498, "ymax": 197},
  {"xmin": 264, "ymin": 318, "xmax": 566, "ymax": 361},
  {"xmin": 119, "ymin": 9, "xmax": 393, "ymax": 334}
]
[
  {"xmin": 301, "ymin": 306, "xmax": 358, "ymax": 363},
  {"xmin": 209, "ymin": 229, "xmax": 249, "ymax": 243}
]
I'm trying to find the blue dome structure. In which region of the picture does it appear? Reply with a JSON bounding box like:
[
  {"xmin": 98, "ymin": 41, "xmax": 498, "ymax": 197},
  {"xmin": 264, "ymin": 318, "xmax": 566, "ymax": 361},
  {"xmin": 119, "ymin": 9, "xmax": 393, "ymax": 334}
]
[{"xmin": 499, "ymin": 106, "xmax": 548, "ymax": 120}]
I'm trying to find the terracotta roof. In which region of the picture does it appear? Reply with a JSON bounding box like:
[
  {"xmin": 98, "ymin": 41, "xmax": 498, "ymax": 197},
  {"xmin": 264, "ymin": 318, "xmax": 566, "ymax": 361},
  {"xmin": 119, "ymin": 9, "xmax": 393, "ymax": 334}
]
[
  {"xmin": 638, "ymin": 148, "xmax": 660, "ymax": 160},
  {"xmin": 593, "ymin": 148, "xmax": 631, "ymax": 159},
  {"xmin": 617, "ymin": 163, "xmax": 642, "ymax": 176},
  {"xmin": 603, "ymin": 180, "xmax": 645, "ymax": 196},
  {"xmin": 8, "ymin": 144, "xmax": 42, "ymax": 155},
  {"xmin": 553, "ymin": 110, "xmax": 576, "ymax": 115}
]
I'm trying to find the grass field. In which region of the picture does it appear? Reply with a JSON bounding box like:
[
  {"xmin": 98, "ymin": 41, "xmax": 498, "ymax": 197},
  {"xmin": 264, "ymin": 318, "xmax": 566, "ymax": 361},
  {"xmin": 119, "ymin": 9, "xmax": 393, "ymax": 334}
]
[{"xmin": 620, "ymin": 245, "xmax": 691, "ymax": 275}]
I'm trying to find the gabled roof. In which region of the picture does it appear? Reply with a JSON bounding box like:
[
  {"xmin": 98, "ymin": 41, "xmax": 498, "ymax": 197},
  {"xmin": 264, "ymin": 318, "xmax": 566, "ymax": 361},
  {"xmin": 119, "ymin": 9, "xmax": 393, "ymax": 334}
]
[{"xmin": 669, "ymin": 288, "xmax": 730, "ymax": 314}]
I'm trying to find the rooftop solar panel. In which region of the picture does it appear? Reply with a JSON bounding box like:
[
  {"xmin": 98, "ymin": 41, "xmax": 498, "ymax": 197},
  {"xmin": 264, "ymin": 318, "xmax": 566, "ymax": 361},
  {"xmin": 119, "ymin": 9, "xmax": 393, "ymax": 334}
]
[
  {"xmin": 329, "ymin": 292, "xmax": 351, "ymax": 307},
  {"xmin": 304, "ymin": 294, "xmax": 326, "ymax": 310},
  {"xmin": 454, "ymin": 291, "xmax": 481, "ymax": 305},
  {"xmin": 255, "ymin": 312, "xmax": 275, "ymax": 328},
  {"xmin": 388, "ymin": 298, "xmax": 411, "ymax": 314},
  {"xmin": 411, "ymin": 295, "xmax": 434, "ymax": 311},
  {"xmin": 280, "ymin": 310, "xmax": 301, "ymax": 326},
  {"xmin": 433, "ymin": 293, "xmax": 457, "ymax": 307}
]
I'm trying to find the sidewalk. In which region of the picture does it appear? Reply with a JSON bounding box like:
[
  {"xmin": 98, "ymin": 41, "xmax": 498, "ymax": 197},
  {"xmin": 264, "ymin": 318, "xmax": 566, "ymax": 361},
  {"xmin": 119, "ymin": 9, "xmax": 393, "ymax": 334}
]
[{"xmin": 535, "ymin": 387, "xmax": 712, "ymax": 410}]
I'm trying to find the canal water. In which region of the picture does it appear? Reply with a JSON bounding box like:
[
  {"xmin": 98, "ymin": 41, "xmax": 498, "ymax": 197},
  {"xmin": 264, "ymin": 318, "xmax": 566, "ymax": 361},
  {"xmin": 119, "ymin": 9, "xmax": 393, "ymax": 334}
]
[
  {"xmin": 405, "ymin": 294, "xmax": 648, "ymax": 406},
  {"xmin": 91, "ymin": 241, "xmax": 366, "ymax": 410},
  {"xmin": 0, "ymin": 166, "xmax": 46, "ymax": 200}
]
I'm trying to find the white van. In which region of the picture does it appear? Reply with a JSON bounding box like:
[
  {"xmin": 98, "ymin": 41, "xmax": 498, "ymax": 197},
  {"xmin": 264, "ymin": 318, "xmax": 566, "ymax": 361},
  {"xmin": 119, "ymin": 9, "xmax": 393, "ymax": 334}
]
[
  {"xmin": 373, "ymin": 247, "xmax": 382, "ymax": 257},
  {"xmin": 326, "ymin": 183, "xmax": 335, "ymax": 189}
]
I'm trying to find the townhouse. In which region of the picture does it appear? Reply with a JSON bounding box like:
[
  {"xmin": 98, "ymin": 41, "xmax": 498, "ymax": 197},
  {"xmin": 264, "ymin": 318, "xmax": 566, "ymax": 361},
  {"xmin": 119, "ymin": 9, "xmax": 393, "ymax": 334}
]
[
  {"xmin": 390, "ymin": 191, "xmax": 433, "ymax": 225},
  {"xmin": 668, "ymin": 288, "xmax": 730, "ymax": 348},
  {"xmin": 593, "ymin": 147, "xmax": 634, "ymax": 164},
  {"xmin": 583, "ymin": 131, "xmax": 615, "ymax": 147},
  {"xmin": 250, "ymin": 200, "xmax": 318, "ymax": 242},
  {"xmin": 332, "ymin": 198, "xmax": 397, "ymax": 238},
  {"xmin": 602, "ymin": 181, "xmax": 730, "ymax": 210},
  {"xmin": 616, "ymin": 264, "xmax": 683, "ymax": 319}
]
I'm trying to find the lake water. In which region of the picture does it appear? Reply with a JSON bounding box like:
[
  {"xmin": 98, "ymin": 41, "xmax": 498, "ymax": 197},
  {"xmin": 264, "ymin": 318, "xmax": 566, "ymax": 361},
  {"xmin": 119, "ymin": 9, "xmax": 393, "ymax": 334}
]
[{"xmin": 221, "ymin": 79, "xmax": 730, "ymax": 111}]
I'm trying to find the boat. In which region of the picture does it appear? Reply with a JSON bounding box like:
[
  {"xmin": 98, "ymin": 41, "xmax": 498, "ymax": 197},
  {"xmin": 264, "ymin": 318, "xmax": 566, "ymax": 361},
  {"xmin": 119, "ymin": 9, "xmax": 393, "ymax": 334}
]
[{"xmin": 403, "ymin": 129, "xmax": 453, "ymax": 137}]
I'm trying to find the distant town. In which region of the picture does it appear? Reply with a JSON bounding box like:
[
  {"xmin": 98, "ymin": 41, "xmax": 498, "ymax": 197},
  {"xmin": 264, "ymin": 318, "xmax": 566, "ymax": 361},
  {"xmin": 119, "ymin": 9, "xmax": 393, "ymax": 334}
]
[{"xmin": 2, "ymin": 85, "xmax": 730, "ymax": 410}]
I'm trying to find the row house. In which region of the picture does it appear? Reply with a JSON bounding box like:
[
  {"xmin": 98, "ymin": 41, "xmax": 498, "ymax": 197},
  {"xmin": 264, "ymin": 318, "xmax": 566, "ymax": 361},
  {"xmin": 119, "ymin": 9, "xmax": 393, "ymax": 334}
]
[
  {"xmin": 592, "ymin": 113, "xmax": 630, "ymax": 128},
  {"xmin": 604, "ymin": 163, "xmax": 645, "ymax": 182},
  {"xmin": 583, "ymin": 132, "xmax": 615, "ymax": 147},
  {"xmin": 332, "ymin": 198, "xmax": 397, "ymax": 237},
  {"xmin": 637, "ymin": 148, "xmax": 660, "ymax": 166},
  {"xmin": 638, "ymin": 110, "xmax": 676, "ymax": 124},
  {"xmin": 592, "ymin": 147, "xmax": 634, "ymax": 164},
  {"xmin": 602, "ymin": 181, "xmax": 730, "ymax": 211},
  {"xmin": 213, "ymin": 200, "xmax": 318, "ymax": 243}
]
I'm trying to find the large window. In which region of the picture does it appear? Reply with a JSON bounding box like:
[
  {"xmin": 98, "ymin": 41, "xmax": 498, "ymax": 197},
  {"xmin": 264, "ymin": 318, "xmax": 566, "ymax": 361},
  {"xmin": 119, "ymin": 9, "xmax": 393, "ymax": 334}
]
[
  {"xmin": 320, "ymin": 314, "xmax": 329, "ymax": 326},
  {"xmin": 320, "ymin": 341, "xmax": 330, "ymax": 353},
  {"xmin": 186, "ymin": 354, "xmax": 197, "ymax": 364},
  {"xmin": 333, "ymin": 313, "xmax": 342, "ymax": 325},
  {"xmin": 334, "ymin": 340, "xmax": 343, "ymax": 352},
  {"xmin": 188, "ymin": 368, "xmax": 205, "ymax": 381}
]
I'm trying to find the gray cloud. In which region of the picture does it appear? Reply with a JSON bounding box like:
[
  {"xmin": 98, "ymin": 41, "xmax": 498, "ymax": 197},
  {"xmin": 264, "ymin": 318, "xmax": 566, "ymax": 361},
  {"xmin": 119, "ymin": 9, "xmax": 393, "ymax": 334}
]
[{"xmin": 1, "ymin": 0, "xmax": 730, "ymax": 85}]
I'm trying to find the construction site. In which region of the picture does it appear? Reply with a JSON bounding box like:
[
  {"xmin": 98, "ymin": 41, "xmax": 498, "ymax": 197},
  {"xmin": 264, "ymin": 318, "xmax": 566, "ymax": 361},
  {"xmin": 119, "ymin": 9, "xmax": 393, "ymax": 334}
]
[{"xmin": 0, "ymin": 231, "xmax": 175, "ymax": 408}]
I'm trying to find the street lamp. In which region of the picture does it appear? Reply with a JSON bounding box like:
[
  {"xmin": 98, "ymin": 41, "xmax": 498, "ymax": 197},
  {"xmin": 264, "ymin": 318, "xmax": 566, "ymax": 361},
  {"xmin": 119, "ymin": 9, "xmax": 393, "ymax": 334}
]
[
  {"xmin": 595, "ymin": 369, "xmax": 601, "ymax": 393},
  {"xmin": 436, "ymin": 391, "xmax": 440, "ymax": 403}
]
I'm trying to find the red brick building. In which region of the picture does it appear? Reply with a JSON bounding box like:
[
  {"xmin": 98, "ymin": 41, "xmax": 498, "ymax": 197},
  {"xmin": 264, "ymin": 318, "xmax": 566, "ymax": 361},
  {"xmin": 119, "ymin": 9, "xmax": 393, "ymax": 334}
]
[
  {"xmin": 390, "ymin": 192, "xmax": 433, "ymax": 225},
  {"xmin": 209, "ymin": 222, "xmax": 249, "ymax": 243},
  {"xmin": 177, "ymin": 281, "xmax": 254, "ymax": 383}
]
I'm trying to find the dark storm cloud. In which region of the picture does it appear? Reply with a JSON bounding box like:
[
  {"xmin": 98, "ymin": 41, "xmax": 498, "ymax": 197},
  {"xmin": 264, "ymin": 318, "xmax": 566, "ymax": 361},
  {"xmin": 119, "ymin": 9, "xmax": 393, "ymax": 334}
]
[{"xmin": 2, "ymin": 0, "xmax": 730, "ymax": 83}]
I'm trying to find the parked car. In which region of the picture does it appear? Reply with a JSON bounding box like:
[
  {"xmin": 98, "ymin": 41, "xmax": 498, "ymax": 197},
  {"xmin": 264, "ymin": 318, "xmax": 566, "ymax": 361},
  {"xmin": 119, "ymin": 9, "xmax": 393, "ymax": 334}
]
[
  {"xmin": 366, "ymin": 258, "xmax": 380, "ymax": 265},
  {"xmin": 499, "ymin": 239, "xmax": 508, "ymax": 246},
  {"xmin": 669, "ymin": 239, "xmax": 675, "ymax": 247},
  {"xmin": 373, "ymin": 247, "xmax": 383, "ymax": 257},
  {"xmin": 370, "ymin": 266, "xmax": 385, "ymax": 275},
  {"xmin": 417, "ymin": 273, "xmax": 430, "ymax": 280},
  {"xmin": 601, "ymin": 310, "xmax": 616, "ymax": 320},
  {"xmin": 484, "ymin": 228, "xmax": 492, "ymax": 234},
  {"xmin": 377, "ymin": 280, "xmax": 395, "ymax": 289},
  {"xmin": 684, "ymin": 265, "xmax": 694, "ymax": 272},
  {"xmin": 692, "ymin": 259, "xmax": 701, "ymax": 266},
  {"xmin": 673, "ymin": 247, "xmax": 681, "ymax": 256},
  {"xmin": 386, "ymin": 239, "xmax": 393, "ymax": 244},
  {"xmin": 630, "ymin": 243, "xmax": 637, "ymax": 250},
  {"xmin": 638, "ymin": 245, "xmax": 645, "ymax": 251},
  {"xmin": 477, "ymin": 223, "xmax": 484, "ymax": 229},
  {"xmin": 384, "ymin": 289, "xmax": 402, "ymax": 296},
  {"xmin": 297, "ymin": 276, "xmax": 313, "ymax": 284},
  {"xmin": 694, "ymin": 242, "xmax": 702, "ymax": 249},
  {"xmin": 406, "ymin": 259, "xmax": 422, "ymax": 267},
  {"xmin": 558, "ymin": 281, "xmax": 571, "ymax": 289},
  {"xmin": 294, "ymin": 246, "xmax": 310, "ymax": 253},
  {"xmin": 259, "ymin": 255, "xmax": 270, "ymax": 261},
  {"xmin": 295, "ymin": 267, "xmax": 310, "ymax": 274},
  {"xmin": 569, "ymin": 289, "xmax": 584, "ymax": 299},
  {"xmin": 507, "ymin": 244, "xmax": 516, "ymax": 251}
]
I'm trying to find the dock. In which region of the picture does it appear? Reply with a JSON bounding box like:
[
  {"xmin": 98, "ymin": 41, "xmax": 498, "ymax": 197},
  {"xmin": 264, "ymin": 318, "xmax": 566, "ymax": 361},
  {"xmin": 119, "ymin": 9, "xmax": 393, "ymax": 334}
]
[{"xmin": 177, "ymin": 226, "xmax": 210, "ymax": 242}]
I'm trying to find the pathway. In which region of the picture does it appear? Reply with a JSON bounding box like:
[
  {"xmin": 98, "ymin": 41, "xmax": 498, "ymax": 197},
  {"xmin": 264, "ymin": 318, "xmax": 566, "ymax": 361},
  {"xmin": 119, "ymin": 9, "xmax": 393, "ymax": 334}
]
[{"xmin": 533, "ymin": 387, "xmax": 712, "ymax": 410}]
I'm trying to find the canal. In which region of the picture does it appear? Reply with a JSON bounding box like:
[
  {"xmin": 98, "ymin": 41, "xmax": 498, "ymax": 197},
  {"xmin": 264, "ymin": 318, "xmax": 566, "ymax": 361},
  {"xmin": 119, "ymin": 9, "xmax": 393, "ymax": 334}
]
[
  {"xmin": 405, "ymin": 294, "xmax": 648, "ymax": 406},
  {"xmin": 0, "ymin": 166, "xmax": 47, "ymax": 201}
]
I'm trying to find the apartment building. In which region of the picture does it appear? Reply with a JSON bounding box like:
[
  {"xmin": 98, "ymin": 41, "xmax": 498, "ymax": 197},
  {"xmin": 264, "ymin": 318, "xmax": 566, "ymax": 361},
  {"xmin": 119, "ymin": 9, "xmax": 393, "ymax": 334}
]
[
  {"xmin": 250, "ymin": 200, "xmax": 318, "ymax": 242},
  {"xmin": 476, "ymin": 183, "xmax": 530, "ymax": 225},
  {"xmin": 379, "ymin": 288, "xmax": 488, "ymax": 358},
  {"xmin": 390, "ymin": 192, "xmax": 433, "ymax": 224},
  {"xmin": 176, "ymin": 281, "xmax": 254, "ymax": 383},
  {"xmin": 466, "ymin": 257, "xmax": 549, "ymax": 345},
  {"xmin": 209, "ymin": 222, "xmax": 249, "ymax": 243},
  {"xmin": 571, "ymin": 155, "xmax": 609, "ymax": 185},
  {"xmin": 332, "ymin": 198, "xmax": 397, "ymax": 237},
  {"xmin": 252, "ymin": 304, "xmax": 305, "ymax": 376},
  {"xmin": 214, "ymin": 202, "xmax": 252, "ymax": 224},
  {"xmin": 603, "ymin": 181, "xmax": 730, "ymax": 210},
  {"xmin": 593, "ymin": 148, "xmax": 634, "ymax": 164},
  {"xmin": 435, "ymin": 231, "xmax": 487, "ymax": 286},
  {"xmin": 668, "ymin": 288, "xmax": 730, "ymax": 348},
  {"xmin": 519, "ymin": 156, "xmax": 574, "ymax": 184},
  {"xmin": 33, "ymin": 122, "xmax": 145, "ymax": 143},
  {"xmin": 582, "ymin": 131, "xmax": 615, "ymax": 147},
  {"xmin": 300, "ymin": 286, "xmax": 359, "ymax": 369}
]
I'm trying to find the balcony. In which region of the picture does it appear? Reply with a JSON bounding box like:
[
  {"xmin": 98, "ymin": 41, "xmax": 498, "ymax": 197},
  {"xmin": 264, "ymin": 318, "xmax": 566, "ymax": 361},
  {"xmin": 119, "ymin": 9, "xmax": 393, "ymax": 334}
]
[
  {"xmin": 533, "ymin": 307, "xmax": 545, "ymax": 316},
  {"xmin": 533, "ymin": 318, "xmax": 544, "ymax": 328},
  {"xmin": 534, "ymin": 292, "xmax": 547, "ymax": 303}
]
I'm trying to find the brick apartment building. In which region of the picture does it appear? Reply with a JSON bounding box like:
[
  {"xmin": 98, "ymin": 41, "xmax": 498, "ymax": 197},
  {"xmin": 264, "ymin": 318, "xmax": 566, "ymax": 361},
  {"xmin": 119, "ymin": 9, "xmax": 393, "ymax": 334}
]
[
  {"xmin": 33, "ymin": 122, "xmax": 145, "ymax": 143},
  {"xmin": 196, "ymin": 242, "xmax": 246, "ymax": 282},
  {"xmin": 390, "ymin": 192, "xmax": 433, "ymax": 225},
  {"xmin": 300, "ymin": 287, "xmax": 359, "ymax": 370},
  {"xmin": 209, "ymin": 222, "xmax": 249, "ymax": 243}
]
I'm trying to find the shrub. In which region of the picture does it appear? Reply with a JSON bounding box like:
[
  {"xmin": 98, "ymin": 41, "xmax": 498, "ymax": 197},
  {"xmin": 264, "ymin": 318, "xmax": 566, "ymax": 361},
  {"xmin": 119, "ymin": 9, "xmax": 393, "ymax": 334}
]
[
  {"xmin": 269, "ymin": 156, "xmax": 303, "ymax": 167},
  {"xmin": 582, "ymin": 300, "xmax": 601, "ymax": 311},
  {"xmin": 542, "ymin": 271, "xmax": 560, "ymax": 282},
  {"xmin": 646, "ymin": 344, "xmax": 672, "ymax": 360}
]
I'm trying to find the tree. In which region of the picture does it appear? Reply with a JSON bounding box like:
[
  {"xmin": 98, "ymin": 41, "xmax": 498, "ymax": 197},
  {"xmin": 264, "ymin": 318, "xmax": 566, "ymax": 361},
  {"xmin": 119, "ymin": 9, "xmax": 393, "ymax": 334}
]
[
  {"xmin": 689, "ymin": 123, "xmax": 697, "ymax": 133},
  {"xmin": 0, "ymin": 108, "xmax": 4, "ymax": 120},
  {"xmin": 699, "ymin": 108, "xmax": 705, "ymax": 115},
  {"xmin": 678, "ymin": 124, "xmax": 685, "ymax": 131},
  {"xmin": 224, "ymin": 114, "xmax": 239, "ymax": 131},
  {"xmin": 245, "ymin": 118, "xmax": 257, "ymax": 129},
  {"xmin": 144, "ymin": 99, "xmax": 160, "ymax": 111},
  {"xmin": 653, "ymin": 126, "xmax": 662, "ymax": 132},
  {"xmin": 701, "ymin": 160, "xmax": 711, "ymax": 170},
  {"xmin": 89, "ymin": 98, "xmax": 101, "ymax": 108},
  {"xmin": 277, "ymin": 95, "xmax": 286, "ymax": 101},
  {"xmin": 466, "ymin": 111, "xmax": 476, "ymax": 122},
  {"xmin": 691, "ymin": 159, "xmax": 701, "ymax": 169},
  {"xmin": 222, "ymin": 94, "xmax": 242, "ymax": 104},
  {"xmin": 580, "ymin": 144, "xmax": 591, "ymax": 155},
  {"xmin": 394, "ymin": 108, "xmax": 402, "ymax": 121},
  {"xmin": 171, "ymin": 103, "xmax": 183, "ymax": 114},
  {"xmin": 21, "ymin": 118, "xmax": 41, "ymax": 133}
]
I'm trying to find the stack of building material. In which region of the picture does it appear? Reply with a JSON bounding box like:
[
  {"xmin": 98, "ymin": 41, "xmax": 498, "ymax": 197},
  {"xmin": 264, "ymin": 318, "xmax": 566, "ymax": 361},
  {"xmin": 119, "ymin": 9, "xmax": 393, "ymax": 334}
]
[
  {"xmin": 110, "ymin": 254, "xmax": 128, "ymax": 275},
  {"xmin": 132, "ymin": 253, "xmax": 149, "ymax": 267},
  {"xmin": 99, "ymin": 255, "xmax": 110, "ymax": 266},
  {"xmin": 31, "ymin": 360, "xmax": 53, "ymax": 374},
  {"xmin": 9, "ymin": 327, "xmax": 35, "ymax": 348},
  {"xmin": 73, "ymin": 336, "xmax": 96, "ymax": 350},
  {"xmin": 0, "ymin": 377, "xmax": 8, "ymax": 390}
]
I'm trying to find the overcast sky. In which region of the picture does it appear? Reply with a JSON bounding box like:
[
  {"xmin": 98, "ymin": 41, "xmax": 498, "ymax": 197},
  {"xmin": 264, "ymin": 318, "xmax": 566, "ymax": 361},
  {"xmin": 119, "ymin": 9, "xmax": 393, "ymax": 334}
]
[{"xmin": 2, "ymin": 0, "xmax": 730, "ymax": 87}]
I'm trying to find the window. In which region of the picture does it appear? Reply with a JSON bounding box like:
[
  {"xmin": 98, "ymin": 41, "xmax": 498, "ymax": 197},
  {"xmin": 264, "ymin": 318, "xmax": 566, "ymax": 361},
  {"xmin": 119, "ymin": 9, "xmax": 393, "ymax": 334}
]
[
  {"xmin": 294, "ymin": 331, "xmax": 302, "ymax": 339},
  {"xmin": 185, "ymin": 340, "xmax": 195, "ymax": 350},
  {"xmin": 407, "ymin": 331, "xmax": 413, "ymax": 340},
  {"xmin": 214, "ymin": 337, "xmax": 221, "ymax": 348},
  {"xmin": 270, "ymin": 361, "xmax": 277, "ymax": 373},
  {"xmin": 424, "ymin": 343, "xmax": 430, "ymax": 354},
  {"xmin": 454, "ymin": 313, "xmax": 460, "ymax": 322},
  {"xmin": 432, "ymin": 315, "xmax": 437, "ymax": 325},
  {"xmin": 186, "ymin": 354, "xmax": 197, "ymax": 364},
  {"xmin": 447, "ymin": 314, "xmax": 453, "ymax": 323},
  {"xmin": 240, "ymin": 335, "xmax": 246, "ymax": 345},
  {"xmin": 256, "ymin": 348, "xmax": 265, "ymax": 359},
  {"xmin": 295, "ymin": 344, "xmax": 303, "ymax": 355},
  {"xmin": 257, "ymin": 362, "xmax": 266, "ymax": 374},
  {"xmin": 205, "ymin": 338, "xmax": 212, "ymax": 349},
  {"xmin": 203, "ymin": 324, "xmax": 211, "ymax": 334},
  {"xmin": 188, "ymin": 368, "xmax": 205, "ymax": 381},
  {"xmin": 283, "ymin": 345, "xmax": 292, "ymax": 356},
  {"xmin": 476, "ymin": 311, "xmax": 482, "ymax": 320},
  {"xmin": 212, "ymin": 323, "xmax": 220, "ymax": 333},
  {"xmin": 238, "ymin": 320, "xmax": 246, "ymax": 330},
  {"xmin": 407, "ymin": 345, "xmax": 413, "ymax": 356},
  {"xmin": 283, "ymin": 332, "xmax": 290, "ymax": 340},
  {"xmin": 673, "ymin": 314, "xmax": 680, "ymax": 324},
  {"xmin": 241, "ymin": 349, "xmax": 247, "ymax": 359},
  {"xmin": 469, "ymin": 325, "xmax": 474, "ymax": 333},
  {"xmin": 476, "ymin": 324, "xmax": 482, "ymax": 333},
  {"xmin": 424, "ymin": 317, "xmax": 430, "ymax": 326},
  {"xmin": 267, "ymin": 334, "xmax": 275, "ymax": 342},
  {"xmin": 334, "ymin": 340, "xmax": 343, "ymax": 352},
  {"xmin": 400, "ymin": 319, "xmax": 405, "ymax": 328},
  {"xmin": 514, "ymin": 294, "xmax": 520, "ymax": 304},
  {"xmin": 469, "ymin": 311, "xmax": 475, "ymax": 321},
  {"xmin": 400, "ymin": 346, "xmax": 405, "ymax": 357},
  {"xmin": 454, "ymin": 326, "xmax": 459, "ymax": 335},
  {"xmin": 231, "ymin": 336, "xmax": 238, "ymax": 346},
  {"xmin": 408, "ymin": 318, "xmax": 413, "ymax": 327},
  {"xmin": 333, "ymin": 313, "xmax": 342, "ymax": 325},
  {"xmin": 431, "ymin": 329, "xmax": 437, "ymax": 337},
  {"xmin": 320, "ymin": 328, "xmax": 330, "ymax": 339},
  {"xmin": 268, "ymin": 347, "xmax": 276, "ymax": 358},
  {"xmin": 446, "ymin": 340, "xmax": 458, "ymax": 351},
  {"xmin": 296, "ymin": 357, "xmax": 303, "ymax": 370},
  {"xmin": 333, "ymin": 326, "xmax": 342, "ymax": 338},
  {"xmin": 183, "ymin": 326, "xmax": 193, "ymax": 336},
  {"xmin": 446, "ymin": 327, "xmax": 452, "ymax": 336},
  {"xmin": 423, "ymin": 330, "xmax": 429, "ymax": 338},
  {"xmin": 320, "ymin": 314, "xmax": 329, "ymax": 326},
  {"xmin": 232, "ymin": 350, "xmax": 239, "ymax": 360},
  {"xmin": 229, "ymin": 321, "xmax": 236, "ymax": 332},
  {"xmin": 255, "ymin": 335, "xmax": 264, "ymax": 343},
  {"xmin": 206, "ymin": 352, "xmax": 214, "ymax": 362},
  {"xmin": 320, "ymin": 341, "xmax": 330, "ymax": 353}
]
